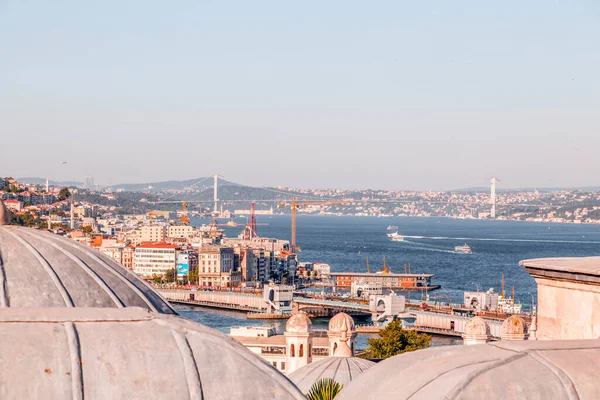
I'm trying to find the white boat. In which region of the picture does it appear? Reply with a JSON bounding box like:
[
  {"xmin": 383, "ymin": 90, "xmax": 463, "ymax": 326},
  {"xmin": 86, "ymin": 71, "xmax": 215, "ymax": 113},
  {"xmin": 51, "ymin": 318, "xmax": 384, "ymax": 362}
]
[
  {"xmin": 389, "ymin": 232, "xmax": 404, "ymax": 241},
  {"xmin": 454, "ymin": 244, "xmax": 472, "ymax": 254}
]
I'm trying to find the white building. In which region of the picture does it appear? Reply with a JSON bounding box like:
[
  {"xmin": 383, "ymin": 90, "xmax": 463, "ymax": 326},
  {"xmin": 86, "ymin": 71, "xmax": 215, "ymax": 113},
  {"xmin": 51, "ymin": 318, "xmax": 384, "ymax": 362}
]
[
  {"xmin": 313, "ymin": 262, "xmax": 331, "ymax": 278},
  {"xmin": 133, "ymin": 242, "xmax": 179, "ymax": 277},
  {"xmin": 230, "ymin": 312, "xmax": 358, "ymax": 375},
  {"xmin": 464, "ymin": 289, "xmax": 500, "ymax": 312}
]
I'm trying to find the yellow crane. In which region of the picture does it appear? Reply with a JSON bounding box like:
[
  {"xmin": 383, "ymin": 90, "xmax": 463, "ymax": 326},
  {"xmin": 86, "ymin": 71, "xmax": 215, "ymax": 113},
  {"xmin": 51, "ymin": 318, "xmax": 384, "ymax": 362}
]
[{"xmin": 277, "ymin": 196, "xmax": 347, "ymax": 251}]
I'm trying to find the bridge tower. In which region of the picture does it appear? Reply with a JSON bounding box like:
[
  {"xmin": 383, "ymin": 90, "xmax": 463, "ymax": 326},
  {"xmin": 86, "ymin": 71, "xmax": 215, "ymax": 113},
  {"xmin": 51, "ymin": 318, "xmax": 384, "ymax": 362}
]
[
  {"xmin": 490, "ymin": 177, "xmax": 500, "ymax": 219},
  {"xmin": 213, "ymin": 174, "xmax": 219, "ymax": 214}
]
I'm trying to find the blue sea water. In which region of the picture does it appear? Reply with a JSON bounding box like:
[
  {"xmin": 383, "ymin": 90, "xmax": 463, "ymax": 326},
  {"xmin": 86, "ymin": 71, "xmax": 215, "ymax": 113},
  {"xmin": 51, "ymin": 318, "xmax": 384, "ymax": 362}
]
[{"xmin": 179, "ymin": 215, "xmax": 600, "ymax": 348}]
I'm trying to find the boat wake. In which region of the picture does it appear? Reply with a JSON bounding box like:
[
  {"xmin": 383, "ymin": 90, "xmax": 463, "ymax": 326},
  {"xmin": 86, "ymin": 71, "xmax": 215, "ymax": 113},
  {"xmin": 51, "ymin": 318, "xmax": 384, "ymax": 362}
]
[
  {"xmin": 403, "ymin": 235, "xmax": 600, "ymax": 245},
  {"xmin": 398, "ymin": 240, "xmax": 458, "ymax": 254}
]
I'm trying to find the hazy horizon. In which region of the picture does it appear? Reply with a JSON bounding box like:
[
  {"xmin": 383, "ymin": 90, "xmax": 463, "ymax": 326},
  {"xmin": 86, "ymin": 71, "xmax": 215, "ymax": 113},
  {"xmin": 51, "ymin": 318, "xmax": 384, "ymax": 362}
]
[{"xmin": 2, "ymin": 1, "xmax": 599, "ymax": 191}]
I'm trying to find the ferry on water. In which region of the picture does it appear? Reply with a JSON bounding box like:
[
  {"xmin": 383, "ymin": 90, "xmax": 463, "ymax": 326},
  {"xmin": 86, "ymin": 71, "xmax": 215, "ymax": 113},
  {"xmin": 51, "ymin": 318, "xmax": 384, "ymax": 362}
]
[{"xmin": 454, "ymin": 243, "xmax": 472, "ymax": 254}]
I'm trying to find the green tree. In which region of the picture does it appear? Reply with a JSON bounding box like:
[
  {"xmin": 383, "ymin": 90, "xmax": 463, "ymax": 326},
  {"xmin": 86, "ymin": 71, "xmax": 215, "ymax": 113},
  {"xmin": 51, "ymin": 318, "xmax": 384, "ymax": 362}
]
[
  {"xmin": 164, "ymin": 268, "xmax": 177, "ymax": 283},
  {"xmin": 306, "ymin": 379, "xmax": 343, "ymax": 400},
  {"xmin": 362, "ymin": 320, "xmax": 431, "ymax": 359},
  {"xmin": 58, "ymin": 187, "xmax": 71, "ymax": 201},
  {"xmin": 80, "ymin": 225, "xmax": 93, "ymax": 235},
  {"xmin": 188, "ymin": 270, "xmax": 199, "ymax": 284},
  {"xmin": 152, "ymin": 275, "xmax": 163, "ymax": 284}
]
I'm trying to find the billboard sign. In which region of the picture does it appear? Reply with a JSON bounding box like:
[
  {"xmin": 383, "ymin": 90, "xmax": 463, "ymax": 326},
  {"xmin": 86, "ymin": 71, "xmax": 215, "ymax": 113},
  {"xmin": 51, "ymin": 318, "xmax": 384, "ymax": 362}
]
[{"xmin": 177, "ymin": 253, "xmax": 189, "ymax": 276}]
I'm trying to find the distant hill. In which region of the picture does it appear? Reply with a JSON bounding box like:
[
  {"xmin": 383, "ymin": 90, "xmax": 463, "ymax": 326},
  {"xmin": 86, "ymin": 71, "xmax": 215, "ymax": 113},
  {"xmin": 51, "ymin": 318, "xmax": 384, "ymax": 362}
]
[
  {"xmin": 453, "ymin": 186, "xmax": 600, "ymax": 193},
  {"xmin": 17, "ymin": 177, "xmax": 83, "ymax": 187},
  {"xmin": 108, "ymin": 177, "xmax": 238, "ymax": 192}
]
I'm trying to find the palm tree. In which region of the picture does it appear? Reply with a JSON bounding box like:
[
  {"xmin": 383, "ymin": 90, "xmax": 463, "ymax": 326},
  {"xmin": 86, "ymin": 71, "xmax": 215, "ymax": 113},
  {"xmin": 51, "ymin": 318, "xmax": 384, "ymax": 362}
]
[{"xmin": 306, "ymin": 378, "xmax": 344, "ymax": 400}]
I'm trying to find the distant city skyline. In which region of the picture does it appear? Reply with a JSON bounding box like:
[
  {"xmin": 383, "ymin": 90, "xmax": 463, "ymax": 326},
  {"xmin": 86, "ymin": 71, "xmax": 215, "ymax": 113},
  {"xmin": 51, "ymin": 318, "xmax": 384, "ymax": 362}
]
[{"xmin": 1, "ymin": 1, "xmax": 599, "ymax": 191}]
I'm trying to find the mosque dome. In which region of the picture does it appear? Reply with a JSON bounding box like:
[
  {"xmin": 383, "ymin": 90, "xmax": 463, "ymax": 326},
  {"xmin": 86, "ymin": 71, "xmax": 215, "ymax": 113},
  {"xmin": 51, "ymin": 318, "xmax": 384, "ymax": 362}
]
[
  {"xmin": 0, "ymin": 225, "xmax": 305, "ymax": 398},
  {"xmin": 328, "ymin": 312, "xmax": 355, "ymax": 333},
  {"xmin": 337, "ymin": 340, "xmax": 600, "ymax": 400},
  {"xmin": 286, "ymin": 312, "xmax": 312, "ymax": 333},
  {"xmin": 0, "ymin": 307, "xmax": 305, "ymax": 399},
  {"xmin": 288, "ymin": 356, "xmax": 375, "ymax": 394},
  {"xmin": 0, "ymin": 226, "xmax": 174, "ymax": 313}
]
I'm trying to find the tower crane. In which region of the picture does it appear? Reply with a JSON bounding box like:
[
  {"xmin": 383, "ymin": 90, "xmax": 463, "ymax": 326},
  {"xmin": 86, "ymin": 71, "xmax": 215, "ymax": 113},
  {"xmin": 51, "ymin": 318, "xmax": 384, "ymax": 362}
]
[
  {"xmin": 179, "ymin": 201, "xmax": 190, "ymax": 225},
  {"xmin": 277, "ymin": 197, "xmax": 347, "ymax": 252}
]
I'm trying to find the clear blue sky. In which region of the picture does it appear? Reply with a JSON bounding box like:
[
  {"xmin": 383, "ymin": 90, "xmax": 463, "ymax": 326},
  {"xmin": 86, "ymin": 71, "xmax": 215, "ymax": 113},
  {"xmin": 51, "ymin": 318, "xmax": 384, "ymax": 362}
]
[{"xmin": 1, "ymin": 1, "xmax": 598, "ymax": 190}]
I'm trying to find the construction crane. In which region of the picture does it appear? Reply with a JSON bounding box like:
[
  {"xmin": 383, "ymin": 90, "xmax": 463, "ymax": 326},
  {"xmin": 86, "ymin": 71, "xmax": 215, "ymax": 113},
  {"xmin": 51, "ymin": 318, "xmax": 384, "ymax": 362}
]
[
  {"xmin": 148, "ymin": 211, "xmax": 159, "ymax": 224},
  {"xmin": 277, "ymin": 196, "xmax": 347, "ymax": 252},
  {"xmin": 179, "ymin": 201, "xmax": 190, "ymax": 225}
]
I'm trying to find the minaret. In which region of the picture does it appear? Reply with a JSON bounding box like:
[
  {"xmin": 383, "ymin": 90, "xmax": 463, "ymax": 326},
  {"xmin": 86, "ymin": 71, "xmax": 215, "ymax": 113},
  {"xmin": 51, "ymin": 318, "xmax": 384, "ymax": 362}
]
[
  {"xmin": 529, "ymin": 305, "xmax": 538, "ymax": 341},
  {"xmin": 284, "ymin": 313, "xmax": 313, "ymax": 374},
  {"xmin": 333, "ymin": 318, "xmax": 352, "ymax": 357},
  {"xmin": 327, "ymin": 313, "xmax": 357, "ymax": 357},
  {"xmin": 45, "ymin": 178, "xmax": 49, "ymax": 193},
  {"xmin": 70, "ymin": 193, "xmax": 74, "ymax": 230}
]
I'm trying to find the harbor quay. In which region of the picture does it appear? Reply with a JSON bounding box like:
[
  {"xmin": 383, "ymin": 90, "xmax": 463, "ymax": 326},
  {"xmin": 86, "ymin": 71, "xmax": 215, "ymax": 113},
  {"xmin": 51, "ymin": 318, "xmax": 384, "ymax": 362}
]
[{"xmin": 157, "ymin": 286, "xmax": 506, "ymax": 338}]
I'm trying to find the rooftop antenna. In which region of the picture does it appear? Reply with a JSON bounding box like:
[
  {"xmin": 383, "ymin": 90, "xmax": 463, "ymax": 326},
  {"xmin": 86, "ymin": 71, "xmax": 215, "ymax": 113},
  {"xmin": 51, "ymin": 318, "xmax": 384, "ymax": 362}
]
[
  {"xmin": 366, "ymin": 257, "xmax": 370, "ymax": 274},
  {"xmin": 501, "ymin": 273, "xmax": 505, "ymax": 299},
  {"xmin": 512, "ymin": 285, "xmax": 515, "ymax": 301}
]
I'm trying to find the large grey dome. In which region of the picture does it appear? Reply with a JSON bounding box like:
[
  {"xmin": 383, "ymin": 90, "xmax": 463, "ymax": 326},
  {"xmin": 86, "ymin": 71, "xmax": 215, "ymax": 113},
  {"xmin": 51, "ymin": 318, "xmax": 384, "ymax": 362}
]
[
  {"xmin": 288, "ymin": 357, "xmax": 375, "ymax": 394},
  {"xmin": 338, "ymin": 340, "xmax": 600, "ymax": 400},
  {"xmin": 0, "ymin": 226, "xmax": 174, "ymax": 313},
  {"xmin": 0, "ymin": 307, "xmax": 305, "ymax": 399}
]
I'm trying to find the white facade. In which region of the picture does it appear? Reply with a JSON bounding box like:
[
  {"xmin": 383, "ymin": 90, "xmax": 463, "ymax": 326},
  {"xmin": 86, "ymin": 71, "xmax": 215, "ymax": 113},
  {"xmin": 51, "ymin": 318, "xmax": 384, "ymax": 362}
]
[
  {"xmin": 133, "ymin": 244, "xmax": 178, "ymax": 276},
  {"xmin": 464, "ymin": 289, "xmax": 500, "ymax": 311}
]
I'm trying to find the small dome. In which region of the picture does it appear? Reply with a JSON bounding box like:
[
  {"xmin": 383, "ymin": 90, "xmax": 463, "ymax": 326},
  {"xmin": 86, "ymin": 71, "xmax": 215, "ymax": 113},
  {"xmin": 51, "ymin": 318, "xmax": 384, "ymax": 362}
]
[
  {"xmin": 337, "ymin": 340, "xmax": 600, "ymax": 400},
  {"xmin": 328, "ymin": 312, "xmax": 355, "ymax": 333},
  {"xmin": 464, "ymin": 316, "xmax": 490, "ymax": 336},
  {"xmin": 286, "ymin": 312, "xmax": 312, "ymax": 333},
  {"xmin": 288, "ymin": 357, "xmax": 375, "ymax": 394},
  {"xmin": 501, "ymin": 315, "xmax": 526, "ymax": 335},
  {"xmin": 0, "ymin": 226, "xmax": 174, "ymax": 313}
]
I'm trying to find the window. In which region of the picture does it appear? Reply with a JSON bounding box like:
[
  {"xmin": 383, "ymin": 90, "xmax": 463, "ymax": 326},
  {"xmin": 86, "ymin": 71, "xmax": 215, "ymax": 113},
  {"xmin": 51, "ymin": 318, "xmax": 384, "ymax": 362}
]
[
  {"xmin": 290, "ymin": 344, "xmax": 295, "ymax": 357},
  {"xmin": 272, "ymin": 362, "xmax": 277, "ymax": 368},
  {"xmin": 299, "ymin": 344, "xmax": 304, "ymax": 357},
  {"xmin": 281, "ymin": 362, "xmax": 286, "ymax": 371}
]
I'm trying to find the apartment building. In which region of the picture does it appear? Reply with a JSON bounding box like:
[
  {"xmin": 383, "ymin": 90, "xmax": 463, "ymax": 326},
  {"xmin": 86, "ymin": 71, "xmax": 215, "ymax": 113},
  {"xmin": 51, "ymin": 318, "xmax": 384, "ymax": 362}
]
[
  {"xmin": 3, "ymin": 200, "xmax": 23, "ymax": 212},
  {"xmin": 198, "ymin": 246, "xmax": 240, "ymax": 287},
  {"xmin": 168, "ymin": 225, "xmax": 195, "ymax": 240},
  {"xmin": 140, "ymin": 225, "xmax": 167, "ymax": 242},
  {"xmin": 234, "ymin": 246, "xmax": 258, "ymax": 282},
  {"xmin": 133, "ymin": 242, "xmax": 179, "ymax": 277}
]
